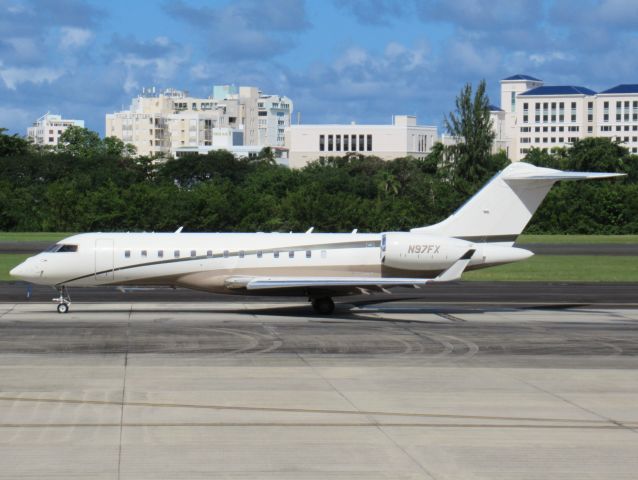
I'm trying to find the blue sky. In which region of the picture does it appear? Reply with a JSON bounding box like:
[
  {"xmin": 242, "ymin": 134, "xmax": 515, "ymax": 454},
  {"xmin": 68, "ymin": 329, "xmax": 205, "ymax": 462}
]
[{"xmin": 1, "ymin": 0, "xmax": 637, "ymax": 136}]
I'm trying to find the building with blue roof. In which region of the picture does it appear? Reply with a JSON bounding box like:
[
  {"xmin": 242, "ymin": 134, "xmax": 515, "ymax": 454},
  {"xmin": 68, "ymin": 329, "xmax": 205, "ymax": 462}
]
[
  {"xmin": 491, "ymin": 75, "xmax": 638, "ymax": 161},
  {"xmin": 503, "ymin": 74, "xmax": 542, "ymax": 82},
  {"xmin": 519, "ymin": 86, "xmax": 597, "ymax": 96},
  {"xmin": 599, "ymin": 84, "xmax": 638, "ymax": 95}
]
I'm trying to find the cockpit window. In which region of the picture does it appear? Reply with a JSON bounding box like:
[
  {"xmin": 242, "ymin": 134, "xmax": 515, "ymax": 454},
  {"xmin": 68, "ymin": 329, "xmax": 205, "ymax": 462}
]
[{"xmin": 45, "ymin": 244, "xmax": 78, "ymax": 253}]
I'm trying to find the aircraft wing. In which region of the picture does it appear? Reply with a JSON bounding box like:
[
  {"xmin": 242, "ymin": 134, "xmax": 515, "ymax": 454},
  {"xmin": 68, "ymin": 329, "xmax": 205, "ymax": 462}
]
[{"xmin": 225, "ymin": 276, "xmax": 433, "ymax": 291}]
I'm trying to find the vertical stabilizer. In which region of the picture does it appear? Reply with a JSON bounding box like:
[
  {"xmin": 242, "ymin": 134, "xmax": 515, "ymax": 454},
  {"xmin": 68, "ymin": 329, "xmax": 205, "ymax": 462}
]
[{"xmin": 411, "ymin": 162, "xmax": 623, "ymax": 245}]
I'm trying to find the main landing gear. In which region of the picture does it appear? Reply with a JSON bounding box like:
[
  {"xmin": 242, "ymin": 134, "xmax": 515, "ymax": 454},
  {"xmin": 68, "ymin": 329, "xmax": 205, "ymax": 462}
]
[
  {"xmin": 311, "ymin": 296, "xmax": 335, "ymax": 315},
  {"xmin": 53, "ymin": 286, "xmax": 71, "ymax": 314}
]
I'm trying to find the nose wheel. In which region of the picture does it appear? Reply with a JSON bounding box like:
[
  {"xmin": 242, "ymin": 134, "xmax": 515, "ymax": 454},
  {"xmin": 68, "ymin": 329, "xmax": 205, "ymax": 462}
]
[{"xmin": 53, "ymin": 286, "xmax": 71, "ymax": 314}]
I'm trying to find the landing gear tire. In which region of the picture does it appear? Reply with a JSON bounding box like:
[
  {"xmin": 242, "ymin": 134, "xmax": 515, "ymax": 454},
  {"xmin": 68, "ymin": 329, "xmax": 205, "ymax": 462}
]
[
  {"xmin": 53, "ymin": 286, "xmax": 71, "ymax": 313},
  {"xmin": 312, "ymin": 297, "xmax": 335, "ymax": 315}
]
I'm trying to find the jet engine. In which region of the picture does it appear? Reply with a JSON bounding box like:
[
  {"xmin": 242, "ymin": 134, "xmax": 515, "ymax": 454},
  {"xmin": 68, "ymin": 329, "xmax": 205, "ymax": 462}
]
[{"xmin": 381, "ymin": 232, "xmax": 473, "ymax": 271}]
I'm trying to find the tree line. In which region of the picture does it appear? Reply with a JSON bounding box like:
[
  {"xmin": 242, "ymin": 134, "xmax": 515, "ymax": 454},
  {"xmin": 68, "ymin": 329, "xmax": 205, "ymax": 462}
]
[{"xmin": 1, "ymin": 77, "xmax": 636, "ymax": 236}]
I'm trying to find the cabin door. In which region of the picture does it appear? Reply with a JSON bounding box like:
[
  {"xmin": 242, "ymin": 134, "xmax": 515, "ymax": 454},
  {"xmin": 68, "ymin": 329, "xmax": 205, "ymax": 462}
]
[{"xmin": 95, "ymin": 239, "xmax": 114, "ymax": 281}]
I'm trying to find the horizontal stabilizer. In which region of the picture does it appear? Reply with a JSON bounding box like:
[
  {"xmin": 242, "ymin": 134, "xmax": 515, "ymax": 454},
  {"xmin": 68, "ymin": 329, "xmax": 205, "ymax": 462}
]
[
  {"xmin": 433, "ymin": 249, "xmax": 475, "ymax": 282},
  {"xmin": 504, "ymin": 170, "xmax": 625, "ymax": 181}
]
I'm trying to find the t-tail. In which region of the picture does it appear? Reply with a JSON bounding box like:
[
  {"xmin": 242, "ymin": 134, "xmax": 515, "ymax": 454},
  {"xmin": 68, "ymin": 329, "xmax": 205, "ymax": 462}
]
[{"xmin": 411, "ymin": 162, "xmax": 624, "ymax": 245}]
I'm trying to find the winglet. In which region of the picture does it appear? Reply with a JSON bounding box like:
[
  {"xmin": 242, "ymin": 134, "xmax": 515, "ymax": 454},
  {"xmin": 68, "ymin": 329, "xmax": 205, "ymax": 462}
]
[{"xmin": 433, "ymin": 249, "xmax": 475, "ymax": 282}]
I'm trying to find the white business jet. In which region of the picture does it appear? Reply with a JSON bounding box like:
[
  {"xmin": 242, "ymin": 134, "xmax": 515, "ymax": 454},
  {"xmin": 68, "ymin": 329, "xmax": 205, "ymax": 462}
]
[{"xmin": 10, "ymin": 162, "xmax": 622, "ymax": 314}]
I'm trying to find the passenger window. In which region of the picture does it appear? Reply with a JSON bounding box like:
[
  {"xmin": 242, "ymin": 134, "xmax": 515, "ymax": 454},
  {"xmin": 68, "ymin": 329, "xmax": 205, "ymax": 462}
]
[
  {"xmin": 289, "ymin": 251, "xmax": 294, "ymax": 258},
  {"xmin": 274, "ymin": 251, "xmax": 279, "ymax": 258},
  {"xmin": 158, "ymin": 250, "xmax": 164, "ymax": 258},
  {"xmin": 306, "ymin": 250, "xmax": 311, "ymax": 258},
  {"xmin": 141, "ymin": 250, "xmax": 147, "ymax": 257},
  {"xmin": 190, "ymin": 250, "xmax": 196, "ymax": 257},
  {"xmin": 206, "ymin": 250, "xmax": 212, "ymax": 257},
  {"xmin": 239, "ymin": 250, "xmax": 245, "ymax": 258},
  {"xmin": 321, "ymin": 250, "xmax": 327, "ymax": 258},
  {"xmin": 223, "ymin": 250, "xmax": 229, "ymax": 258},
  {"xmin": 124, "ymin": 250, "xmax": 131, "ymax": 258},
  {"xmin": 257, "ymin": 250, "xmax": 263, "ymax": 258},
  {"xmin": 174, "ymin": 250, "xmax": 180, "ymax": 258}
]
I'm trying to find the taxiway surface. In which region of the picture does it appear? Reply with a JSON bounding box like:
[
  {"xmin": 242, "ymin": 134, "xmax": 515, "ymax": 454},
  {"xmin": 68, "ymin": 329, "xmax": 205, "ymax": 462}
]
[{"xmin": 1, "ymin": 300, "xmax": 638, "ymax": 479}]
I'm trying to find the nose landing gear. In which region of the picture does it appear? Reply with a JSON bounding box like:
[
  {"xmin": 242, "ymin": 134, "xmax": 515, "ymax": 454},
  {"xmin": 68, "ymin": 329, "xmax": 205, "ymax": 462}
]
[{"xmin": 53, "ymin": 286, "xmax": 71, "ymax": 314}]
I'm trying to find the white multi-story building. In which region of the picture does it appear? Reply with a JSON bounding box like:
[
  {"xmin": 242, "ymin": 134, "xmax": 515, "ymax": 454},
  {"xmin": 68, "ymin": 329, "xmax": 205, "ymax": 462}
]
[
  {"xmin": 26, "ymin": 113, "xmax": 84, "ymax": 146},
  {"xmin": 105, "ymin": 86, "xmax": 293, "ymax": 157},
  {"xmin": 492, "ymin": 75, "xmax": 638, "ymax": 160},
  {"xmin": 285, "ymin": 115, "xmax": 437, "ymax": 169}
]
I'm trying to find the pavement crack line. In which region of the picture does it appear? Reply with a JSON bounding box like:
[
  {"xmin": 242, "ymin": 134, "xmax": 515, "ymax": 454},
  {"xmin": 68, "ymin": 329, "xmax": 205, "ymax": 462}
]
[
  {"xmin": 517, "ymin": 377, "xmax": 638, "ymax": 435},
  {"xmin": 0, "ymin": 304, "xmax": 16, "ymax": 319},
  {"xmin": 294, "ymin": 343, "xmax": 438, "ymax": 480},
  {"xmin": 117, "ymin": 305, "xmax": 132, "ymax": 480},
  {"xmin": 0, "ymin": 395, "xmax": 624, "ymax": 425}
]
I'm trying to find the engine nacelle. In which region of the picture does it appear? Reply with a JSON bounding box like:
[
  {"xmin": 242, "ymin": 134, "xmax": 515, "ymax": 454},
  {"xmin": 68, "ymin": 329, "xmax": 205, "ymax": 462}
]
[{"xmin": 381, "ymin": 232, "xmax": 472, "ymax": 271}]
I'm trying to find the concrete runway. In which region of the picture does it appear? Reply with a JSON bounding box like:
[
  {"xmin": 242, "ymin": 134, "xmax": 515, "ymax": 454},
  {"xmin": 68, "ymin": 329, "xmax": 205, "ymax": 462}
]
[
  {"xmin": 3, "ymin": 280, "xmax": 638, "ymax": 308},
  {"xmin": 1, "ymin": 299, "xmax": 638, "ymax": 479}
]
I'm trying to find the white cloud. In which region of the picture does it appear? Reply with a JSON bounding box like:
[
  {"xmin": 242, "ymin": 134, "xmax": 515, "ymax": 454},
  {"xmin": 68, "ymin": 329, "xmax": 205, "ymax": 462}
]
[
  {"xmin": 59, "ymin": 27, "xmax": 93, "ymax": 50},
  {"xmin": 0, "ymin": 64, "xmax": 64, "ymax": 90}
]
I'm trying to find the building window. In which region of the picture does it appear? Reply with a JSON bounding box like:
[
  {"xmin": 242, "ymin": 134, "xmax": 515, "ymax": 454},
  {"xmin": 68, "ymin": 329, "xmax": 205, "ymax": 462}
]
[
  {"xmin": 141, "ymin": 250, "xmax": 147, "ymax": 257},
  {"xmin": 359, "ymin": 134, "xmax": 364, "ymax": 151},
  {"xmin": 274, "ymin": 251, "xmax": 279, "ymax": 258},
  {"xmin": 207, "ymin": 250, "xmax": 213, "ymax": 257},
  {"xmin": 174, "ymin": 250, "xmax": 180, "ymax": 258},
  {"xmin": 336, "ymin": 134, "xmax": 341, "ymax": 151},
  {"xmin": 523, "ymin": 115, "xmax": 528, "ymax": 123},
  {"xmin": 288, "ymin": 250, "xmax": 294, "ymax": 258},
  {"xmin": 124, "ymin": 250, "xmax": 131, "ymax": 258},
  {"xmin": 190, "ymin": 250, "xmax": 196, "ymax": 257},
  {"xmin": 366, "ymin": 134, "xmax": 372, "ymax": 151},
  {"xmin": 351, "ymin": 134, "xmax": 357, "ymax": 151},
  {"xmin": 511, "ymin": 91, "xmax": 516, "ymax": 112},
  {"xmin": 158, "ymin": 250, "xmax": 163, "ymax": 258},
  {"xmin": 328, "ymin": 135, "xmax": 333, "ymax": 151},
  {"xmin": 319, "ymin": 135, "xmax": 325, "ymax": 151},
  {"xmin": 306, "ymin": 250, "xmax": 311, "ymax": 258},
  {"xmin": 257, "ymin": 250, "xmax": 263, "ymax": 258},
  {"xmin": 588, "ymin": 126, "xmax": 593, "ymax": 133},
  {"xmin": 343, "ymin": 135, "xmax": 349, "ymax": 151}
]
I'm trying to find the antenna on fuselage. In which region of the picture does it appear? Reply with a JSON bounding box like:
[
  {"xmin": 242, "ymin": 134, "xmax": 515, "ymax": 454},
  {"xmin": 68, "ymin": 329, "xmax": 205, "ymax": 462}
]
[
  {"xmin": 305, "ymin": 227, "xmax": 314, "ymax": 234},
  {"xmin": 175, "ymin": 226, "xmax": 184, "ymax": 233},
  {"xmin": 351, "ymin": 229, "xmax": 358, "ymax": 234}
]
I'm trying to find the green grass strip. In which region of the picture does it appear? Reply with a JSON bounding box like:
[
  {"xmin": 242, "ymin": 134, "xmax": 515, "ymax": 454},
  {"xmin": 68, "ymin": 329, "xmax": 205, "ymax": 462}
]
[
  {"xmin": 0, "ymin": 254, "xmax": 32, "ymax": 281},
  {"xmin": 517, "ymin": 234, "xmax": 638, "ymax": 244},
  {"xmin": 464, "ymin": 255, "xmax": 638, "ymax": 282},
  {"xmin": 0, "ymin": 232, "xmax": 73, "ymax": 242}
]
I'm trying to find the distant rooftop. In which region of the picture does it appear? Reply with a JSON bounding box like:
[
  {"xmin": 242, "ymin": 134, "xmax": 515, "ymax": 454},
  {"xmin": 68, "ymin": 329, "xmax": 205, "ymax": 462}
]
[
  {"xmin": 599, "ymin": 84, "xmax": 638, "ymax": 95},
  {"xmin": 489, "ymin": 104, "xmax": 503, "ymax": 111},
  {"xmin": 520, "ymin": 85, "xmax": 597, "ymax": 96},
  {"xmin": 503, "ymin": 74, "xmax": 542, "ymax": 81}
]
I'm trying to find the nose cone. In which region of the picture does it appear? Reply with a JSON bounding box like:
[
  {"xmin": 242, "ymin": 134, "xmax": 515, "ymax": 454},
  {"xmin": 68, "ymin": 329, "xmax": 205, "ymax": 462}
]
[{"xmin": 9, "ymin": 260, "xmax": 36, "ymax": 281}]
